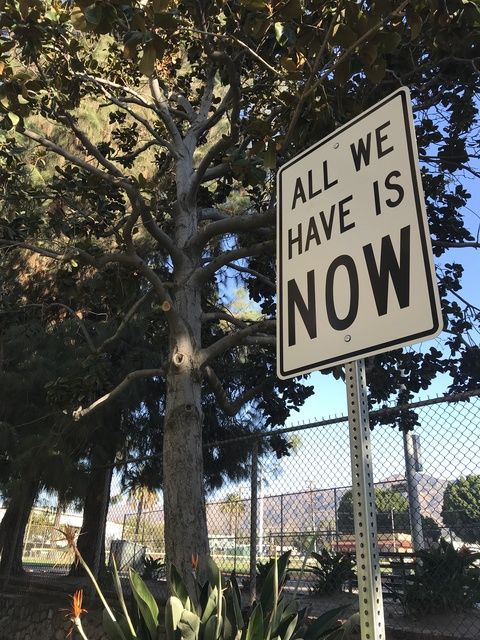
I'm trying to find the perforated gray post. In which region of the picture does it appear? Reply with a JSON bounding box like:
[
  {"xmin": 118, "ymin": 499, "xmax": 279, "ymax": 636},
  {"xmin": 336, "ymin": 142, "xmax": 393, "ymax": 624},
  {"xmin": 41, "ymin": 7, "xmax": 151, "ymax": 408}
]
[{"xmin": 346, "ymin": 359, "xmax": 385, "ymax": 640}]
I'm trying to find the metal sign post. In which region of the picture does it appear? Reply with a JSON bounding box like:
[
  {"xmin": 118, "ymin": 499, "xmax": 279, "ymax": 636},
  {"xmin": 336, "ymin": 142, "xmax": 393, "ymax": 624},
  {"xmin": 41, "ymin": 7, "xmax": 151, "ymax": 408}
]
[{"xmin": 346, "ymin": 360, "xmax": 385, "ymax": 640}]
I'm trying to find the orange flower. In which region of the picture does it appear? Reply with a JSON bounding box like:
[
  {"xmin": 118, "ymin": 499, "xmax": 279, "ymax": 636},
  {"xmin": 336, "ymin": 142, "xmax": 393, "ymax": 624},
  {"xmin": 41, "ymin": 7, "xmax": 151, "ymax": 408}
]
[
  {"xmin": 63, "ymin": 590, "xmax": 88, "ymax": 637},
  {"xmin": 191, "ymin": 552, "xmax": 199, "ymax": 571},
  {"xmin": 72, "ymin": 590, "xmax": 87, "ymax": 618}
]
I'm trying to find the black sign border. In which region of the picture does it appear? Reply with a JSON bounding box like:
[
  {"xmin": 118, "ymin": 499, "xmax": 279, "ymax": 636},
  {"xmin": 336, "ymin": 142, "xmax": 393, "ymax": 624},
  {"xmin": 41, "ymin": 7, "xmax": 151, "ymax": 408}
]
[{"xmin": 278, "ymin": 88, "xmax": 441, "ymax": 378}]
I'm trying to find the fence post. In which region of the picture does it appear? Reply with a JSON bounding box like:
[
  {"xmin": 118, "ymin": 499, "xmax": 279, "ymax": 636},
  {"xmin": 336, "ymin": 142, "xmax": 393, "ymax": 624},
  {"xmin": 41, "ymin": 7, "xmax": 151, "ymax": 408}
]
[
  {"xmin": 280, "ymin": 494, "xmax": 284, "ymax": 554},
  {"xmin": 403, "ymin": 429, "xmax": 425, "ymax": 551},
  {"xmin": 122, "ymin": 513, "xmax": 127, "ymax": 539},
  {"xmin": 334, "ymin": 488, "xmax": 339, "ymax": 552},
  {"xmin": 249, "ymin": 440, "xmax": 258, "ymax": 605}
]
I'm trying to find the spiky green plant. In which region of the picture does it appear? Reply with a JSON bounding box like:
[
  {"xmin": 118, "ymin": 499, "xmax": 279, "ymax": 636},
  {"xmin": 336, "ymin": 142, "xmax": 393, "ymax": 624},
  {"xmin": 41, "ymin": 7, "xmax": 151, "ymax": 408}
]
[{"xmin": 62, "ymin": 545, "xmax": 354, "ymax": 640}]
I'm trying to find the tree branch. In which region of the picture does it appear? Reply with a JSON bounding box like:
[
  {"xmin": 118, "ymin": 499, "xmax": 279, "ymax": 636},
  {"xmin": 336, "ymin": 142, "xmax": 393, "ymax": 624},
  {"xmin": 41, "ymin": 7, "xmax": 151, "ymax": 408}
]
[
  {"xmin": 225, "ymin": 263, "xmax": 276, "ymax": 291},
  {"xmin": 115, "ymin": 140, "xmax": 159, "ymax": 164},
  {"xmin": 190, "ymin": 66, "xmax": 216, "ymax": 137},
  {"xmin": 97, "ymin": 289, "xmax": 155, "ymax": 353},
  {"xmin": 182, "ymin": 27, "xmax": 282, "ymax": 77},
  {"xmin": 201, "ymin": 312, "xmax": 247, "ymax": 329},
  {"xmin": 198, "ymin": 319, "xmax": 276, "ymax": 365},
  {"xmin": 432, "ymin": 241, "xmax": 480, "ymax": 249},
  {"xmin": 149, "ymin": 76, "xmax": 184, "ymax": 148},
  {"xmin": 189, "ymin": 209, "xmax": 275, "ymax": 253},
  {"xmin": 282, "ymin": 6, "xmax": 341, "ymax": 151},
  {"xmin": 201, "ymin": 163, "xmax": 230, "ymax": 182},
  {"xmin": 21, "ymin": 129, "xmax": 124, "ymax": 188},
  {"xmin": 189, "ymin": 52, "xmax": 241, "ymax": 197},
  {"xmin": 0, "ymin": 240, "xmax": 63, "ymax": 260},
  {"xmin": 198, "ymin": 207, "xmax": 229, "ymax": 222},
  {"xmin": 76, "ymin": 74, "xmax": 156, "ymax": 111},
  {"xmin": 94, "ymin": 84, "xmax": 178, "ymax": 157},
  {"xmin": 61, "ymin": 113, "xmax": 125, "ymax": 179},
  {"xmin": 194, "ymin": 239, "xmax": 275, "ymax": 285},
  {"xmin": 203, "ymin": 365, "xmax": 269, "ymax": 416},
  {"xmin": 282, "ymin": 0, "xmax": 411, "ymax": 153},
  {"xmin": 0, "ymin": 240, "xmax": 180, "ymax": 332},
  {"xmin": 241, "ymin": 335, "xmax": 276, "ymax": 347},
  {"xmin": 73, "ymin": 368, "xmax": 165, "ymax": 420},
  {"xmin": 128, "ymin": 192, "xmax": 184, "ymax": 266}
]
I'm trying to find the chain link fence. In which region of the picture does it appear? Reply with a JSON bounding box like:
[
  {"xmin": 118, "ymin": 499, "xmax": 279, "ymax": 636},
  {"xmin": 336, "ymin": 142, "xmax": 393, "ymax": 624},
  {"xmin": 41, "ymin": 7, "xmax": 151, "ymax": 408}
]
[{"xmin": 1, "ymin": 390, "xmax": 480, "ymax": 638}]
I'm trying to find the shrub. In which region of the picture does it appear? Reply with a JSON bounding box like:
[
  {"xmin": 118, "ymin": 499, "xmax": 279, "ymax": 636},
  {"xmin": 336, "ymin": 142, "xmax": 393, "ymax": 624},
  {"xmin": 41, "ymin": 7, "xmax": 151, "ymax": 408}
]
[
  {"xmin": 309, "ymin": 549, "xmax": 355, "ymax": 595},
  {"xmin": 141, "ymin": 555, "xmax": 165, "ymax": 582},
  {"xmin": 404, "ymin": 539, "xmax": 480, "ymax": 615}
]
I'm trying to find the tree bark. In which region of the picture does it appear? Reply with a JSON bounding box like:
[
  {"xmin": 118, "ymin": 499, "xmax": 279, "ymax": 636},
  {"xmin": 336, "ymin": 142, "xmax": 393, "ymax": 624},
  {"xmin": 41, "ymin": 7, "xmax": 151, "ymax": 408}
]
[
  {"xmin": 0, "ymin": 480, "xmax": 38, "ymax": 576},
  {"xmin": 70, "ymin": 414, "xmax": 117, "ymax": 578},
  {"xmin": 163, "ymin": 251, "xmax": 209, "ymax": 597}
]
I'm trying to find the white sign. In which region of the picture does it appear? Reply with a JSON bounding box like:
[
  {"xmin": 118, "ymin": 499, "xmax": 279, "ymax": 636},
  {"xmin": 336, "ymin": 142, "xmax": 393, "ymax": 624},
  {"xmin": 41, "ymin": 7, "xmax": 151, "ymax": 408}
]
[{"xmin": 277, "ymin": 88, "xmax": 442, "ymax": 379}]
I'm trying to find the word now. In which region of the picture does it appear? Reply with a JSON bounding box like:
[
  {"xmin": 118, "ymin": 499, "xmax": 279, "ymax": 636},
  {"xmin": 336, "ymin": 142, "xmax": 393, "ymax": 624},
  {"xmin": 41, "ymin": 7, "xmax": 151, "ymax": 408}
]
[{"xmin": 287, "ymin": 225, "xmax": 411, "ymax": 345}]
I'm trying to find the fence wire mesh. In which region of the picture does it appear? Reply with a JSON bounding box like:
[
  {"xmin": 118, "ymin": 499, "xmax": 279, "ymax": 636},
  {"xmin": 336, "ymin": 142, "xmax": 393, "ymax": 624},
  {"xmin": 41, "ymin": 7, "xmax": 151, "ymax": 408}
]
[{"xmin": 1, "ymin": 390, "xmax": 480, "ymax": 638}]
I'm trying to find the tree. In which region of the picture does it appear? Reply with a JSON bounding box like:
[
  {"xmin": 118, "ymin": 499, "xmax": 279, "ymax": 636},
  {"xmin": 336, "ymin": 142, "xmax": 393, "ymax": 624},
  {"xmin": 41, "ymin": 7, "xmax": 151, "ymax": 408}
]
[
  {"xmin": 220, "ymin": 492, "xmax": 246, "ymax": 536},
  {"xmin": 1, "ymin": 0, "xmax": 480, "ymax": 593},
  {"xmin": 338, "ymin": 487, "xmax": 411, "ymax": 534},
  {"xmin": 442, "ymin": 475, "xmax": 480, "ymax": 544},
  {"xmin": 128, "ymin": 484, "xmax": 159, "ymax": 539}
]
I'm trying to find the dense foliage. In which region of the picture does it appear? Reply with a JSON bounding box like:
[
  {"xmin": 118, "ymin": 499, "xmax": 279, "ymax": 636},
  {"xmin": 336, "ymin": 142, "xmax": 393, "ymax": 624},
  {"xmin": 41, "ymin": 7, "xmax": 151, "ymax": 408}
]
[
  {"xmin": 404, "ymin": 539, "xmax": 480, "ymax": 614},
  {"xmin": 309, "ymin": 549, "xmax": 355, "ymax": 596},
  {"xmin": 338, "ymin": 487, "xmax": 412, "ymax": 534},
  {"xmin": 0, "ymin": 0, "xmax": 479, "ymax": 586},
  {"xmin": 442, "ymin": 475, "xmax": 480, "ymax": 544}
]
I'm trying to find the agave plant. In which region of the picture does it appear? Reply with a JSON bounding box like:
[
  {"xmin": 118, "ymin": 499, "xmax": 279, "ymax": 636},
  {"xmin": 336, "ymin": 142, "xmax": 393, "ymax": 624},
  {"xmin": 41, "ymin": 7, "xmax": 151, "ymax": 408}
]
[{"xmin": 61, "ymin": 535, "xmax": 353, "ymax": 640}]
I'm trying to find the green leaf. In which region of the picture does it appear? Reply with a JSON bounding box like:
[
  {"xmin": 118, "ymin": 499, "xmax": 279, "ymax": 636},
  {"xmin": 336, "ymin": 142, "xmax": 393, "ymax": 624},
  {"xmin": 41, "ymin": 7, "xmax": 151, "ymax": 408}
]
[
  {"xmin": 178, "ymin": 610, "xmax": 201, "ymax": 640},
  {"xmin": 166, "ymin": 596, "xmax": 184, "ymax": 640},
  {"xmin": 8, "ymin": 112, "xmax": 19, "ymax": 127},
  {"xmin": 226, "ymin": 576, "xmax": 244, "ymax": 630},
  {"xmin": 365, "ymin": 57, "xmax": 386, "ymax": 83},
  {"xmin": 170, "ymin": 564, "xmax": 190, "ymax": 607},
  {"xmin": 332, "ymin": 24, "xmax": 357, "ymax": 48},
  {"xmin": 275, "ymin": 22, "xmax": 287, "ymax": 46},
  {"xmin": 377, "ymin": 31, "xmax": 401, "ymax": 53},
  {"xmin": 260, "ymin": 551, "xmax": 290, "ymax": 615},
  {"xmin": 408, "ymin": 13, "xmax": 423, "ymax": 40},
  {"xmin": 278, "ymin": 0, "xmax": 302, "ymax": 21},
  {"xmin": 70, "ymin": 7, "xmax": 87, "ymax": 30},
  {"xmin": 102, "ymin": 610, "xmax": 128, "ymax": 640},
  {"xmin": 111, "ymin": 557, "xmax": 136, "ymax": 638},
  {"xmin": 206, "ymin": 555, "xmax": 223, "ymax": 591},
  {"xmin": 303, "ymin": 606, "xmax": 349, "ymax": 640},
  {"xmin": 139, "ymin": 43, "xmax": 157, "ymax": 76},
  {"xmin": 200, "ymin": 586, "xmax": 218, "ymax": 624},
  {"xmin": 240, "ymin": 0, "xmax": 268, "ymax": 10},
  {"xmin": 273, "ymin": 613, "xmax": 298, "ymax": 640},
  {"xmin": 359, "ymin": 42, "xmax": 378, "ymax": 66},
  {"xmin": 245, "ymin": 604, "xmax": 264, "ymax": 640},
  {"xmin": 84, "ymin": 4, "xmax": 103, "ymax": 26},
  {"xmin": 322, "ymin": 613, "xmax": 359, "ymax": 640},
  {"xmin": 203, "ymin": 614, "xmax": 219, "ymax": 640},
  {"xmin": 129, "ymin": 568, "xmax": 159, "ymax": 640}
]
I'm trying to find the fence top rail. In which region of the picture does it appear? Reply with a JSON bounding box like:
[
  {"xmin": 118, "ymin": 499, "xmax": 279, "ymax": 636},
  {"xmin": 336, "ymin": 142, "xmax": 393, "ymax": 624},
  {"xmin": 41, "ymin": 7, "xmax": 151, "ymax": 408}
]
[{"xmin": 203, "ymin": 388, "xmax": 480, "ymax": 448}]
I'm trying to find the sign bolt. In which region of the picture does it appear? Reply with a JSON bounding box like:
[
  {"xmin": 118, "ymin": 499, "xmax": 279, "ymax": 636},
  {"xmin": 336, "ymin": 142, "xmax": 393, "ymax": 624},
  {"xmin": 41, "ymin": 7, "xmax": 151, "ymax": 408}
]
[
  {"xmin": 344, "ymin": 335, "xmax": 352, "ymax": 342},
  {"xmin": 333, "ymin": 142, "xmax": 339, "ymax": 148}
]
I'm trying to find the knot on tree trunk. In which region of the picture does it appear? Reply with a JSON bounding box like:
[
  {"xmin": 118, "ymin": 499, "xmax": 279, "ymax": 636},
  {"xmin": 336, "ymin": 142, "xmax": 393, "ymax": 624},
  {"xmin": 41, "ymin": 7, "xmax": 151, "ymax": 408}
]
[
  {"xmin": 168, "ymin": 402, "xmax": 202, "ymax": 425},
  {"xmin": 172, "ymin": 352, "xmax": 186, "ymax": 367}
]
